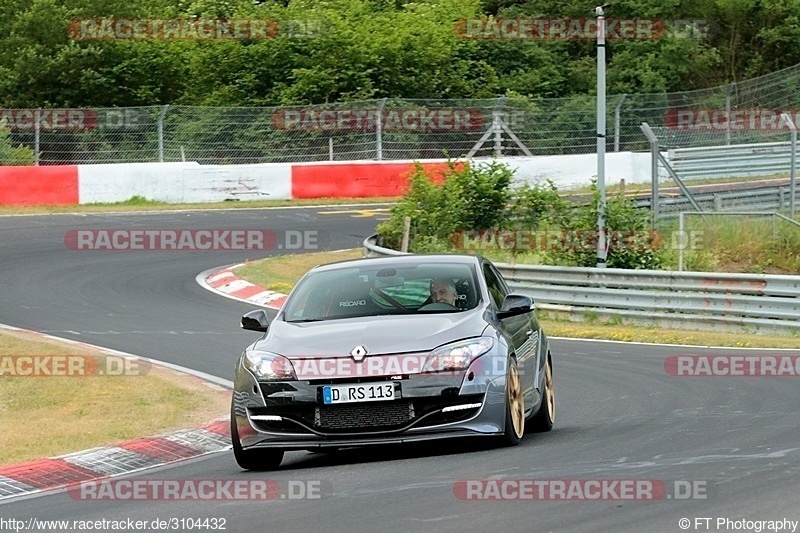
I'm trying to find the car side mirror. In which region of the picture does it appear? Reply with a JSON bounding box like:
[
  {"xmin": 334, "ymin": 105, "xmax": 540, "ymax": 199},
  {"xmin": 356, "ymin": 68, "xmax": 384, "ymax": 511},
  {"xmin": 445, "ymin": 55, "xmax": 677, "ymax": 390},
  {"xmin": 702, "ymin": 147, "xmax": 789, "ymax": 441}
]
[
  {"xmin": 497, "ymin": 294, "xmax": 534, "ymax": 319},
  {"xmin": 241, "ymin": 309, "xmax": 270, "ymax": 332}
]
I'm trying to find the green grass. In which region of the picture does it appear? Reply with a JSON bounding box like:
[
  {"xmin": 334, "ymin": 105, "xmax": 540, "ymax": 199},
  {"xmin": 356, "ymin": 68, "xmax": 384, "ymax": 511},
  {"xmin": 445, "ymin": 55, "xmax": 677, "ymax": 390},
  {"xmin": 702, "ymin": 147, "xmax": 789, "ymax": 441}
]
[
  {"xmin": 564, "ymin": 173, "xmax": 793, "ymax": 196},
  {"xmin": 657, "ymin": 214, "xmax": 800, "ymax": 273},
  {"xmin": 234, "ymin": 249, "xmax": 364, "ymax": 292},
  {"xmin": 448, "ymin": 214, "xmax": 800, "ymax": 274},
  {"xmin": 0, "ymin": 196, "xmax": 400, "ymax": 215},
  {"xmin": 0, "ymin": 329, "xmax": 229, "ymax": 465}
]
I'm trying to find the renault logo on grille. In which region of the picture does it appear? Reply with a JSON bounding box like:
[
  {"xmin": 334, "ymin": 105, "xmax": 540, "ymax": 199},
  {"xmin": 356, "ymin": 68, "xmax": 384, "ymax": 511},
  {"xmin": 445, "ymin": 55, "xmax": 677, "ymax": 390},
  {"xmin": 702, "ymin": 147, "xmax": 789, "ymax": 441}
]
[{"xmin": 350, "ymin": 345, "xmax": 368, "ymax": 362}]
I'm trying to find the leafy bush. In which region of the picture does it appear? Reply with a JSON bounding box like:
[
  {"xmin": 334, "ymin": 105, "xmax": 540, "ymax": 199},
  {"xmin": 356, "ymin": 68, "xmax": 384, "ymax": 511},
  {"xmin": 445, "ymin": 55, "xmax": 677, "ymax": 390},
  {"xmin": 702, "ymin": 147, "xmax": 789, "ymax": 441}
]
[
  {"xmin": 543, "ymin": 181, "xmax": 663, "ymax": 269},
  {"xmin": 509, "ymin": 179, "xmax": 569, "ymax": 229},
  {"xmin": 0, "ymin": 123, "xmax": 34, "ymax": 165},
  {"xmin": 378, "ymin": 164, "xmax": 663, "ymax": 269},
  {"xmin": 377, "ymin": 160, "xmax": 513, "ymax": 252}
]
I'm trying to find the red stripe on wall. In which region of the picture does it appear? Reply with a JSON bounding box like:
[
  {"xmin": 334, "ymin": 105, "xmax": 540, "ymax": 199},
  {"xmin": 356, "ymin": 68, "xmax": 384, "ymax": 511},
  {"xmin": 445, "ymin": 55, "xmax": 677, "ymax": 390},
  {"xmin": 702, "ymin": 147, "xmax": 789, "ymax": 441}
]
[
  {"xmin": 0, "ymin": 165, "xmax": 79, "ymax": 206},
  {"xmin": 290, "ymin": 162, "xmax": 458, "ymax": 199}
]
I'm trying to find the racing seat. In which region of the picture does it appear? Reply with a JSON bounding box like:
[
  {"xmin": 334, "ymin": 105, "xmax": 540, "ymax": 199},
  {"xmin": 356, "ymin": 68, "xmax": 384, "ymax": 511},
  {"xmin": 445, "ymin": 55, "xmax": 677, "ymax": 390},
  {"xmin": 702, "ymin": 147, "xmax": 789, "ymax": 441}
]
[
  {"xmin": 325, "ymin": 280, "xmax": 378, "ymax": 318},
  {"xmin": 454, "ymin": 278, "xmax": 477, "ymax": 310}
]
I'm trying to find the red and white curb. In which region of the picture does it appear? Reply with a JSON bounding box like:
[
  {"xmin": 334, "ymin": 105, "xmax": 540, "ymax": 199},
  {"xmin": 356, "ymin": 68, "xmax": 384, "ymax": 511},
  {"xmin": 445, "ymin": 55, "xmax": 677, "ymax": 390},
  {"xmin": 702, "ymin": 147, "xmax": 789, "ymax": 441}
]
[
  {"xmin": 0, "ymin": 419, "xmax": 230, "ymax": 501},
  {"xmin": 198, "ymin": 263, "xmax": 288, "ymax": 310},
  {"xmin": 0, "ymin": 323, "xmax": 232, "ymax": 502}
]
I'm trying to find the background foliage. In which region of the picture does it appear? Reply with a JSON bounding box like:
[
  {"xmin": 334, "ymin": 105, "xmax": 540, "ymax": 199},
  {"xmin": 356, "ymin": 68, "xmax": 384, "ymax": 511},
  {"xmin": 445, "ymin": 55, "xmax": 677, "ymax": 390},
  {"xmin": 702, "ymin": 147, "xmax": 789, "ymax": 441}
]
[
  {"xmin": 377, "ymin": 162, "xmax": 661, "ymax": 268},
  {"xmin": 2, "ymin": 0, "xmax": 799, "ymax": 107}
]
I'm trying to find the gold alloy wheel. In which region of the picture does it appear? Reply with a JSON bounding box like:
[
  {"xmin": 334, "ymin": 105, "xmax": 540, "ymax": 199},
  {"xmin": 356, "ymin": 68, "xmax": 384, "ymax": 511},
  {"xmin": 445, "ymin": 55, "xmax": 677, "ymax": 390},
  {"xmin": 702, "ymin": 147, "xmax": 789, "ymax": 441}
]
[
  {"xmin": 545, "ymin": 358, "xmax": 555, "ymax": 424},
  {"xmin": 508, "ymin": 362, "xmax": 524, "ymax": 438}
]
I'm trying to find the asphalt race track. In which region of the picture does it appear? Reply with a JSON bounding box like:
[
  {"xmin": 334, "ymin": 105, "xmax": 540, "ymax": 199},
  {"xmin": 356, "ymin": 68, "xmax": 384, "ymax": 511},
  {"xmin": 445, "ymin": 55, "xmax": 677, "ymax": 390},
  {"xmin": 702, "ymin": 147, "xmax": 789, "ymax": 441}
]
[{"xmin": 1, "ymin": 207, "xmax": 798, "ymax": 533}]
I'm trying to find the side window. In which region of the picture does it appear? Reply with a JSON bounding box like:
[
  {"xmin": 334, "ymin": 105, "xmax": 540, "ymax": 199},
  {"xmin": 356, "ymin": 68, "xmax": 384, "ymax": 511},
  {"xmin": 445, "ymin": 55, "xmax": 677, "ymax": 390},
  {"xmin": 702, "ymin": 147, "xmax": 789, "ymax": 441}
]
[{"xmin": 482, "ymin": 263, "xmax": 508, "ymax": 310}]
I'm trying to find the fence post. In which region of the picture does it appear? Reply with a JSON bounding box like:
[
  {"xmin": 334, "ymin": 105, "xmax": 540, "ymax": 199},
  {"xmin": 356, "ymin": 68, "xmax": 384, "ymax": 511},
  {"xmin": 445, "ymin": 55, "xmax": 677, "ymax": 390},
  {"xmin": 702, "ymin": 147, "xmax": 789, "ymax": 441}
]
[
  {"xmin": 725, "ymin": 83, "xmax": 735, "ymax": 146},
  {"xmin": 793, "ymin": 127, "xmax": 797, "ymax": 221},
  {"xmin": 376, "ymin": 98, "xmax": 386, "ymax": 161},
  {"xmin": 157, "ymin": 105, "xmax": 169, "ymax": 162},
  {"xmin": 782, "ymin": 114, "xmax": 797, "ymax": 220},
  {"xmin": 492, "ymin": 96, "xmax": 506, "ymax": 158},
  {"xmin": 34, "ymin": 108, "xmax": 41, "ymax": 166},
  {"xmin": 640, "ymin": 122, "xmax": 660, "ymax": 227},
  {"xmin": 614, "ymin": 94, "xmax": 626, "ymax": 152}
]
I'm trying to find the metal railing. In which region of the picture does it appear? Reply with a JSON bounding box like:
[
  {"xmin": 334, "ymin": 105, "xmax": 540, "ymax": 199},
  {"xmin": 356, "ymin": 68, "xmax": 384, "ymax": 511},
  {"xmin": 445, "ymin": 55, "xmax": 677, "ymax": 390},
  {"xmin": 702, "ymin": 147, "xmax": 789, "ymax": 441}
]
[
  {"xmin": 643, "ymin": 114, "xmax": 799, "ymax": 223},
  {"xmin": 668, "ymin": 142, "xmax": 796, "ymax": 180},
  {"xmin": 633, "ymin": 180, "xmax": 800, "ymax": 217},
  {"xmin": 363, "ymin": 235, "xmax": 800, "ymax": 334}
]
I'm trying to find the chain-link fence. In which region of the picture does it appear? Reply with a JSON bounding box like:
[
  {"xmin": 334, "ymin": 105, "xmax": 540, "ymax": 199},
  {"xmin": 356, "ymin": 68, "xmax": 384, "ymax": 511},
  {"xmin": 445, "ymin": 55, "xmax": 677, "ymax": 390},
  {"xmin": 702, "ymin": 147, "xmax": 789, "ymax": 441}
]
[{"xmin": 3, "ymin": 63, "xmax": 800, "ymax": 165}]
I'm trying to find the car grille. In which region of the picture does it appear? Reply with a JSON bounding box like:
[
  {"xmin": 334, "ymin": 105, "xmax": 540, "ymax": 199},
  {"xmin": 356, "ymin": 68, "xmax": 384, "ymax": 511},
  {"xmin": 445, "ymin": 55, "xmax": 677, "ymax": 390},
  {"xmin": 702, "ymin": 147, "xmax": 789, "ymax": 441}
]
[{"xmin": 314, "ymin": 401, "xmax": 415, "ymax": 430}]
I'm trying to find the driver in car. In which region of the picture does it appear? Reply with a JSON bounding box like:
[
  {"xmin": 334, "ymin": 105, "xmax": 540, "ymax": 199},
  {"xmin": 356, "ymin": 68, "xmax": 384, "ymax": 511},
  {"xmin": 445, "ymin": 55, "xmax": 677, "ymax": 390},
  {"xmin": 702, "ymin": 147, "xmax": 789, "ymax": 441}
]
[{"xmin": 430, "ymin": 278, "xmax": 458, "ymax": 307}]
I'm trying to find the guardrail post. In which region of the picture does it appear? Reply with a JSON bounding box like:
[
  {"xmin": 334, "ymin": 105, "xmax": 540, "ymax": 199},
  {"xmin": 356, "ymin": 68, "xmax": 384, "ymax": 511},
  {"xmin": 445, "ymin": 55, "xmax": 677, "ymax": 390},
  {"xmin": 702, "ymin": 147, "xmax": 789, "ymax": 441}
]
[
  {"xmin": 783, "ymin": 114, "xmax": 797, "ymax": 220},
  {"xmin": 678, "ymin": 212, "xmax": 685, "ymax": 271}
]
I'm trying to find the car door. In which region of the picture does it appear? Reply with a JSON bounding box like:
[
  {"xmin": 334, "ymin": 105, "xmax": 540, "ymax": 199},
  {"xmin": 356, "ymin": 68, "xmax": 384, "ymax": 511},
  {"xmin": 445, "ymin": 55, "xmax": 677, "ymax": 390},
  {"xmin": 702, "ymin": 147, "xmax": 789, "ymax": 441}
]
[{"xmin": 482, "ymin": 261, "xmax": 538, "ymax": 409}]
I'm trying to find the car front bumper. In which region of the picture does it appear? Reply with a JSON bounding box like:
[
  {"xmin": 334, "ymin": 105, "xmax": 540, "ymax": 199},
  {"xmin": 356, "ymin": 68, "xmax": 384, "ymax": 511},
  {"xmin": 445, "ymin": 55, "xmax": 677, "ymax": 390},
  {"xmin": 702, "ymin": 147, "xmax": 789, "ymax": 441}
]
[{"xmin": 232, "ymin": 355, "xmax": 509, "ymax": 450}]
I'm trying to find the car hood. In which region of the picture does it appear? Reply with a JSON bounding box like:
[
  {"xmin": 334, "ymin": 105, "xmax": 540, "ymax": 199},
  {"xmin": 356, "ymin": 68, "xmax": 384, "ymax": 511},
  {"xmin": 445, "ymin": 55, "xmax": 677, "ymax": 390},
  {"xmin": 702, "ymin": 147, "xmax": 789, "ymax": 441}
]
[{"xmin": 254, "ymin": 310, "xmax": 490, "ymax": 357}]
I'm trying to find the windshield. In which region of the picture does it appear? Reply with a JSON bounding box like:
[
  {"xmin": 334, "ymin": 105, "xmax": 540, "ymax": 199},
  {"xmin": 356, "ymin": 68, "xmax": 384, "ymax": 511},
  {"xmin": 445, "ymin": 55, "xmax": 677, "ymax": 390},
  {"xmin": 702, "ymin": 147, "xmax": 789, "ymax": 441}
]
[{"xmin": 283, "ymin": 262, "xmax": 480, "ymax": 322}]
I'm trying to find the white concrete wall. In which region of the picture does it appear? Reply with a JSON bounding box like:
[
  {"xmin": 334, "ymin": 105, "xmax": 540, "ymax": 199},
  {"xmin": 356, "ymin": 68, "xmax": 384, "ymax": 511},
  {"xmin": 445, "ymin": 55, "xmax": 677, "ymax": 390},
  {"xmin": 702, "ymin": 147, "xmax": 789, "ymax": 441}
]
[
  {"xmin": 499, "ymin": 152, "xmax": 652, "ymax": 189},
  {"xmin": 78, "ymin": 162, "xmax": 292, "ymax": 204},
  {"xmin": 75, "ymin": 152, "xmax": 650, "ymax": 204}
]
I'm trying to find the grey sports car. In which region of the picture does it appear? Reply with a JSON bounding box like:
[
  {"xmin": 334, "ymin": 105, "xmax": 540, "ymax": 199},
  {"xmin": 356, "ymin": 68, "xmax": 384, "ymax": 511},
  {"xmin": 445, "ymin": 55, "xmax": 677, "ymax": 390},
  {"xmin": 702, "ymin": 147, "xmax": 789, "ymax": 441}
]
[{"xmin": 231, "ymin": 254, "xmax": 555, "ymax": 470}]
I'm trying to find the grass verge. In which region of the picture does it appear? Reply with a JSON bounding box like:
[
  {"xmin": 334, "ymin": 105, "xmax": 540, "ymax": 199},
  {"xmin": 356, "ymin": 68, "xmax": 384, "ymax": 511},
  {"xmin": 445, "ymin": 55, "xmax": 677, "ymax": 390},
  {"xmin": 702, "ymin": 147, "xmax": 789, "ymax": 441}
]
[
  {"xmin": 235, "ymin": 249, "xmax": 365, "ymax": 293},
  {"xmin": 0, "ymin": 328, "xmax": 229, "ymax": 466},
  {"xmin": 234, "ymin": 249, "xmax": 799, "ymax": 349},
  {"xmin": 0, "ymin": 197, "xmax": 400, "ymax": 216}
]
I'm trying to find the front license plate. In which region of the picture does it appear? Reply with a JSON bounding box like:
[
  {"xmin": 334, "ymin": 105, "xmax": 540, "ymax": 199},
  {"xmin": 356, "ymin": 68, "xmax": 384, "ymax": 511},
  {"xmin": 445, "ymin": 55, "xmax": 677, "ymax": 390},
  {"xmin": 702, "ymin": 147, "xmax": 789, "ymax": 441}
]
[{"xmin": 322, "ymin": 383, "xmax": 396, "ymax": 404}]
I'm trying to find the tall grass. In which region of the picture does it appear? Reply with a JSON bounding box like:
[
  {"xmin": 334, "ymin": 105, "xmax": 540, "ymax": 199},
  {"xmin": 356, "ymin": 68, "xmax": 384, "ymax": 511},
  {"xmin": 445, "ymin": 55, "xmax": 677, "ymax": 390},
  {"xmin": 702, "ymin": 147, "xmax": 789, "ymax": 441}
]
[{"xmin": 659, "ymin": 214, "xmax": 800, "ymax": 273}]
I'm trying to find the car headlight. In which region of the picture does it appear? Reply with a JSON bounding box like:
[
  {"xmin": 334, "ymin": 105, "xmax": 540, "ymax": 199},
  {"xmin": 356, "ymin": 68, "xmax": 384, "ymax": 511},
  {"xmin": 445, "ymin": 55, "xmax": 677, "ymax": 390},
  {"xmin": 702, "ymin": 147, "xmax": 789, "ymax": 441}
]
[
  {"xmin": 424, "ymin": 337, "xmax": 494, "ymax": 372},
  {"xmin": 243, "ymin": 350, "xmax": 297, "ymax": 381}
]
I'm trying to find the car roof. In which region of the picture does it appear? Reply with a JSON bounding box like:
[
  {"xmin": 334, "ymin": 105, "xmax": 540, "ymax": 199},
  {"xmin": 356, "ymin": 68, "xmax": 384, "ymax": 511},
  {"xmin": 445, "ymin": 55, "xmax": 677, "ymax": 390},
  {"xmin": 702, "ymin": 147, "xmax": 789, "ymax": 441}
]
[{"xmin": 308, "ymin": 253, "xmax": 486, "ymax": 273}]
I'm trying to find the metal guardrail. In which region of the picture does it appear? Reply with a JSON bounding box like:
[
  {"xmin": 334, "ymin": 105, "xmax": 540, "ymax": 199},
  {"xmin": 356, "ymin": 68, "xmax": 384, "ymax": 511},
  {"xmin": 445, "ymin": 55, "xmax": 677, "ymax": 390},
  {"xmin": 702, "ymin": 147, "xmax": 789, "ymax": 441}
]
[
  {"xmin": 633, "ymin": 180, "xmax": 800, "ymax": 216},
  {"xmin": 668, "ymin": 142, "xmax": 795, "ymax": 180},
  {"xmin": 363, "ymin": 235, "xmax": 800, "ymax": 334}
]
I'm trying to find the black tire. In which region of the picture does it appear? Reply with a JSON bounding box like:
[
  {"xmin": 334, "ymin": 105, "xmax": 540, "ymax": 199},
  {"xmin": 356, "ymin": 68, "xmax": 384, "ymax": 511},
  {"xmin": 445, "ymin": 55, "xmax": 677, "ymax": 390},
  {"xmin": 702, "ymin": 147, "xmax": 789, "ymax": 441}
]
[
  {"xmin": 231, "ymin": 403, "xmax": 284, "ymax": 470},
  {"xmin": 529, "ymin": 354, "xmax": 554, "ymax": 433},
  {"xmin": 500, "ymin": 358, "xmax": 525, "ymax": 446}
]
